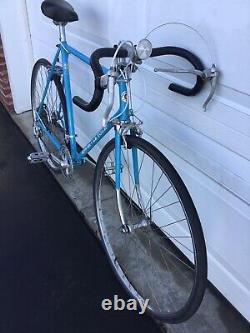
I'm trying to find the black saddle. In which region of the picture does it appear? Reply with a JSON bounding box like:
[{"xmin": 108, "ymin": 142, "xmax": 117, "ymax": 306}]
[{"xmin": 41, "ymin": 0, "xmax": 78, "ymax": 23}]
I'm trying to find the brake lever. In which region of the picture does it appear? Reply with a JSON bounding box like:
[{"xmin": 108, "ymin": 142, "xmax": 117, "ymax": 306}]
[
  {"xmin": 154, "ymin": 64, "xmax": 219, "ymax": 111},
  {"xmin": 202, "ymin": 65, "xmax": 218, "ymax": 111}
]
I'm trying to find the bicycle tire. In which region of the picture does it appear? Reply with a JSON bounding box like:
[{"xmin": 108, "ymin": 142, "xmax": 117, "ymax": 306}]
[{"xmin": 93, "ymin": 135, "xmax": 207, "ymax": 323}]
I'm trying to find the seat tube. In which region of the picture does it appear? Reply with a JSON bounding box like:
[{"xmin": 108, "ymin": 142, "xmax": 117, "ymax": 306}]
[{"xmin": 60, "ymin": 43, "xmax": 77, "ymax": 159}]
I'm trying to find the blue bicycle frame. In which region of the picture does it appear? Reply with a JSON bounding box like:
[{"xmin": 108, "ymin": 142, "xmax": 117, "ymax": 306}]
[{"xmin": 36, "ymin": 41, "xmax": 140, "ymax": 190}]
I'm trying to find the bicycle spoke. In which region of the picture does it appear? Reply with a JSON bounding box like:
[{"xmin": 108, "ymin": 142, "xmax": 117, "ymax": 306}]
[
  {"xmin": 153, "ymin": 217, "xmax": 187, "ymax": 230},
  {"xmin": 146, "ymin": 185, "xmax": 172, "ymax": 212},
  {"xmin": 152, "ymin": 239, "xmax": 195, "ymax": 273},
  {"xmin": 163, "ymin": 230, "xmax": 193, "ymax": 254},
  {"xmin": 144, "ymin": 171, "xmax": 164, "ymax": 211},
  {"xmin": 149, "ymin": 200, "xmax": 180, "ymax": 214},
  {"xmin": 149, "ymin": 161, "xmax": 155, "ymax": 218}
]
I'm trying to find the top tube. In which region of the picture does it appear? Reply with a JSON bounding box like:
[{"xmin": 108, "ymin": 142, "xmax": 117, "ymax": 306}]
[{"xmin": 61, "ymin": 42, "xmax": 109, "ymax": 74}]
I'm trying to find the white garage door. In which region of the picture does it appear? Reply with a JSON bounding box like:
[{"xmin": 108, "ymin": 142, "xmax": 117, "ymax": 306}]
[{"xmin": 25, "ymin": 0, "xmax": 250, "ymax": 321}]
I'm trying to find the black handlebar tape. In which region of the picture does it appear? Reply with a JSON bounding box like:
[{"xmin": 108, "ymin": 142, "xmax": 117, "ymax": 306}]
[
  {"xmin": 73, "ymin": 48, "xmax": 128, "ymax": 112},
  {"xmin": 151, "ymin": 46, "xmax": 204, "ymax": 96}
]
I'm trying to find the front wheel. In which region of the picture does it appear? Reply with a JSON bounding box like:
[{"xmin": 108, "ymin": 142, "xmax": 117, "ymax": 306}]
[{"xmin": 94, "ymin": 135, "xmax": 207, "ymax": 323}]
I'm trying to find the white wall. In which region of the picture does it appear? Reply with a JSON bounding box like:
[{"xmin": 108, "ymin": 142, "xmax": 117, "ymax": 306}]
[
  {"xmin": 26, "ymin": 0, "xmax": 250, "ymax": 321},
  {"xmin": 0, "ymin": 0, "xmax": 33, "ymax": 113}
]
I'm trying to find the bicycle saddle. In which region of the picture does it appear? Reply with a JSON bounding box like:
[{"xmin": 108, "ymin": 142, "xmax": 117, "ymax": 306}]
[{"xmin": 41, "ymin": 0, "xmax": 78, "ymax": 23}]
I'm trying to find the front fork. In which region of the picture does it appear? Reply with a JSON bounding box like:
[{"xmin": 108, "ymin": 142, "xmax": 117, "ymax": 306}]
[
  {"xmin": 114, "ymin": 126, "xmax": 145, "ymax": 231},
  {"xmin": 115, "ymin": 126, "xmax": 126, "ymax": 229}
]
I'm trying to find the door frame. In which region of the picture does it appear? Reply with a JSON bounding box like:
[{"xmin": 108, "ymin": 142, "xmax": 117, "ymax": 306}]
[{"xmin": 0, "ymin": 0, "xmax": 33, "ymax": 113}]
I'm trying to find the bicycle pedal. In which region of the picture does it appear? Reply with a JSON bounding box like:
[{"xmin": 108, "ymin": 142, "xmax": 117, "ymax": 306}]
[{"xmin": 27, "ymin": 152, "xmax": 50, "ymax": 164}]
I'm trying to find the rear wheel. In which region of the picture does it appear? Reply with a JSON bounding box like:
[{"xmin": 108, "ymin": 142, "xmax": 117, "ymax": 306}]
[
  {"xmin": 94, "ymin": 135, "xmax": 207, "ymax": 323},
  {"xmin": 31, "ymin": 58, "xmax": 68, "ymax": 171}
]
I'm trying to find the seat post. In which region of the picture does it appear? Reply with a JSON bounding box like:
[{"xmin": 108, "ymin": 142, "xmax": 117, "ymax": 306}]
[{"xmin": 58, "ymin": 23, "xmax": 67, "ymax": 42}]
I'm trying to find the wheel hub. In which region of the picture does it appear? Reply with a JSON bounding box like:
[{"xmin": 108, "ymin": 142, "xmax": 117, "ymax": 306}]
[{"xmin": 120, "ymin": 224, "xmax": 132, "ymax": 234}]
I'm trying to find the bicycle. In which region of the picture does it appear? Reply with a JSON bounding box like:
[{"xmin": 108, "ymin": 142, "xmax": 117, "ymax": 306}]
[{"xmin": 28, "ymin": 0, "xmax": 212, "ymax": 323}]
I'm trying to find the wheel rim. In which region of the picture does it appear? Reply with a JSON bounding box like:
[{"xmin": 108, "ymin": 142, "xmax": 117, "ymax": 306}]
[
  {"xmin": 32, "ymin": 63, "xmax": 66, "ymax": 170},
  {"xmin": 96, "ymin": 139, "xmax": 202, "ymax": 319}
]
